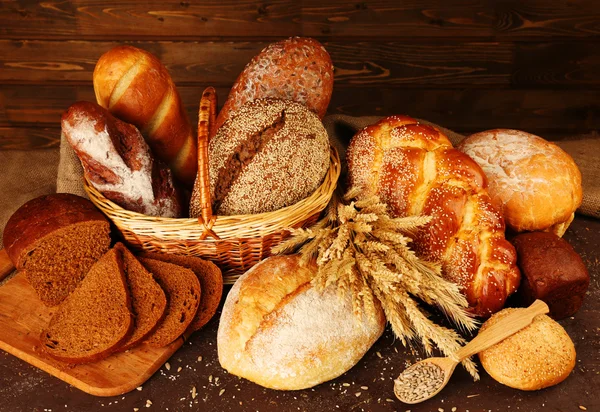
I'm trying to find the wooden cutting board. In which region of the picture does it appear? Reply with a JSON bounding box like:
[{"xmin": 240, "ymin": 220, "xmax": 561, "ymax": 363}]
[{"xmin": 0, "ymin": 250, "xmax": 184, "ymax": 397}]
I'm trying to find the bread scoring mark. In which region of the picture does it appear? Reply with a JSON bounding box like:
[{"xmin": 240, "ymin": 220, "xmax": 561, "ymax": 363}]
[{"xmin": 108, "ymin": 54, "xmax": 145, "ymax": 110}]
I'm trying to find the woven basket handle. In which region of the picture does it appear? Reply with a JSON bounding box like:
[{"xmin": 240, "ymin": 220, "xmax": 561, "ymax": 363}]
[{"xmin": 197, "ymin": 87, "xmax": 218, "ymax": 238}]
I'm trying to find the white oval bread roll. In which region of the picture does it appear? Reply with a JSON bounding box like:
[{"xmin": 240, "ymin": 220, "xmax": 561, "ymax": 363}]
[{"xmin": 217, "ymin": 255, "xmax": 386, "ymax": 390}]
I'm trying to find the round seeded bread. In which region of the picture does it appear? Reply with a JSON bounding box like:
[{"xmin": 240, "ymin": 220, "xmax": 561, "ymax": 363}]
[
  {"xmin": 478, "ymin": 309, "xmax": 576, "ymax": 391},
  {"xmin": 209, "ymin": 98, "xmax": 330, "ymax": 216}
]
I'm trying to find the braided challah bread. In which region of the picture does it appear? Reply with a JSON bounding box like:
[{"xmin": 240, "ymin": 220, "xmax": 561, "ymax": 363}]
[
  {"xmin": 93, "ymin": 46, "xmax": 197, "ymax": 186},
  {"xmin": 347, "ymin": 116, "xmax": 520, "ymax": 316}
]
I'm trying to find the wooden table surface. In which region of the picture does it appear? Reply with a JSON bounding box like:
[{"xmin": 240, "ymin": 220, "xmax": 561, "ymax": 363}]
[{"xmin": 0, "ymin": 215, "xmax": 598, "ymax": 412}]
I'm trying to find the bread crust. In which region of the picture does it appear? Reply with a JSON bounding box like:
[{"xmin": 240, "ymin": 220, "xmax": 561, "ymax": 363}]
[
  {"xmin": 214, "ymin": 37, "xmax": 333, "ymax": 132},
  {"xmin": 62, "ymin": 101, "xmax": 182, "ymax": 217},
  {"xmin": 346, "ymin": 116, "xmax": 520, "ymax": 317},
  {"xmin": 208, "ymin": 98, "xmax": 330, "ymax": 216},
  {"xmin": 512, "ymin": 232, "xmax": 589, "ymax": 320},
  {"xmin": 457, "ymin": 129, "xmax": 582, "ymax": 236},
  {"xmin": 3, "ymin": 193, "xmax": 109, "ymax": 269},
  {"xmin": 93, "ymin": 45, "xmax": 197, "ymax": 185},
  {"xmin": 478, "ymin": 309, "xmax": 576, "ymax": 390},
  {"xmin": 217, "ymin": 255, "xmax": 386, "ymax": 390}
]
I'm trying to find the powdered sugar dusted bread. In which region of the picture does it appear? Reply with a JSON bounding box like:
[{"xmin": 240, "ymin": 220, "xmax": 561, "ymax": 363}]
[
  {"xmin": 208, "ymin": 98, "xmax": 330, "ymax": 216},
  {"xmin": 62, "ymin": 101, "xmax": 182, "ymax": 217},
  {"xmin": 214, "ymin": 37, "xmax": 333, "ymax": 132},
  {"xmin": 217, "ymin": 255, "xmax": 386, "ymax": 390},
  {"xmin": 347, "ymin": 116, "xmax": 520, "ymax": 317},
  {"xmin": 457, "ymin": 129, "xmax": 582, "ymax": 236}
]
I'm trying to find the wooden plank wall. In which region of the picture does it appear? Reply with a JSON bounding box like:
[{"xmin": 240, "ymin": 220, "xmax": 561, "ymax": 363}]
[{"xmin": 1, "ymin": 0, "xmax": 599, "ymax": 150}]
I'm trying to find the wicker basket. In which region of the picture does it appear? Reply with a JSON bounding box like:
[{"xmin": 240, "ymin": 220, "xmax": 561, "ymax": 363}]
[{"xmin": 84, "ymin": 88, "xmax": 340, "ymax": 284}]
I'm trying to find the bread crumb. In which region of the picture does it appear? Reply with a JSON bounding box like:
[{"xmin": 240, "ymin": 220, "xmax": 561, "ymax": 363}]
[
  {"xmin": 219, "ymin": 389, "xmax": 225, "ymax": 396},
  {"xmin": 385, "ymin": 398, "xmax": 394, "ymax": 402},
  {"xmin": 134, "ymin": 408, "xmax": 139, "ymax": 412},
  {"xmin": 136, "ymin": 386, "xmax": 142, "ymax": 391},
  {"xmin": 361, "ymin": 386, "xmax": 368, "ymax": 390},
  {"xmin": 197, "ymin": 356, "xmax": 202, "ymax": 362},
  {"xmin": 177, "ymin": 366, "xmax": 182, "ymax": 373},
  {"xmin": 376, "ymin": 352, "xmax": 383, "ymax": 358},
  {"xmin": 579, "ymin": 407, "xmax": 587, "ymax": 411},
  {"xmin": 355, "ymin": 392, "xmax": 361, "ymax": 397},
  {"xmin": 209, "ymin": 375, "xmax": 213, "ymax": 382},
  {"xmin": 165, "ymin": 362, "xmax": 170, "ymax": 371},
  {"xmin": 342, "ymin": 383, "xmax": 350, "ymax": 387},
  {"xmin": 191, "ymin": 386, "xmax": 197, "ymax": 399},
  {"xmin": 145, "ymin": 399, "xmax": 152, "ymax": 407}
]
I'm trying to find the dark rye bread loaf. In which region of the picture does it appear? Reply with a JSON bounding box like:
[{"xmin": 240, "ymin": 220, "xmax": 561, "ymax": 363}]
[
  {"xmin": 139, "ymin": 258, "xmax": 201, "ymax": 347},
  {"xmin": 115, "ymin": 244, "xmax": 167, "ymax": 350},
  {"xmin": 3, "ymin": 194, "xmax": 111, "ymax": 307},
  {"xmin": 140, "ymin": 252, "xmax": 223, "ymax": 331},
  {"xmin": 204, "ymin": 98, "xmax": 330, "ymax": 216},
  {"xmin": 40, "ymin": 248, "xmax": 133, "ymax": 363}
]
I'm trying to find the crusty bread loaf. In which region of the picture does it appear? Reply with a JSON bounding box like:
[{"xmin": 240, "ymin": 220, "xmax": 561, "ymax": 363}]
[
  {"xmin": 139, "ymin": 258, "xmax": 201, "ymax": 347},
  {"xmin": 214, "ymin": 37, "xmax": 333, "ymax": 133},
  {"xmin": 3, "ymin": 193, "xmax": 111, "ymax": 306},
  {"xmin": 217, "ymin": 255, "xmax": 386, "ymax": 390},
  {"xmin": 511, "ymin": 232, "xmax": 589, "ymax": 320},
  {"xmin": 207, "ymin": 98, "xmax": 330, "ymax": 216},
  {"xmin": 115, "ymin": 244, "xmax": 167, "ymax": 350},
  {"xmin": 93, "ymin": 46, "xmax": 197, "ymax": 186},
  {"xmin": 139, "ymin": 252, "xmax": 223, "ymax": 332},
  {"xmin": 457, "ymin": 129, "xmax": 582, "ymax": 236},
  {"xmin": 62, "ymin": 101, "xmax": 182, "ymax": 217},
  {"xmin": 40, "ymin": 247, "xmax": 134, "ymax": 363},
  {"xmin": 478, "ymin": 309, "xmax": 576, "ymax": 390},
  {"xmin": 346, "ymin": 115, "xmax": 520, "ymax": 317}
]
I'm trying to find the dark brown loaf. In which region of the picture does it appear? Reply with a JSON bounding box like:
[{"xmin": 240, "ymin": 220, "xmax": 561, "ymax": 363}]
[
  {"xmin": 206, "ymin": 98, "xmax": 330, "ymax": 216},
  {"xmin": 93, "ymin": 45, "xmax": 197, "ymax": 186},
  {"xmin": 62, "ymin": 101, "xmax": 182, "ymax": 218},
  {"xmin": 511, "ymin": 232, "xmax": 589, "ymax": 320},
  {"xmin": 3, "ymin": 194, "xmax": 111, "ymax": 307},
  {"xmin": 139, "ymin": 258, "xmax": 201, "ymax": 347},
  {"xmin": 40, "ymin": 247, "xmax": 134, "ymax": 364},
  {"xmin": 214, "ymin": 37, "xmax": 334, "ymax": 133},
  {"xmin": 139, "ymin": 252, "xmax": 223, "ymax": 332},
  {"xmin": 346, "ymin": 115, "xmax": 521, "ymax": 317},
  {"xmin": 115, "ymin": 244, "xmax": 167, "ymax": 350}
]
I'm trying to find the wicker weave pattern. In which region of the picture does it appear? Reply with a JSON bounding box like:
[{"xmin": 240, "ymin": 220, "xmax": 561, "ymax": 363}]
[{"xmin": 84, "ymin": 148, "xmax": 340, "ymax": 284}]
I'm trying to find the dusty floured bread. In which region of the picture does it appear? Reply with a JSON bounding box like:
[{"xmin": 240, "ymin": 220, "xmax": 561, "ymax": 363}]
[
  {"xmin": 217, "ymin": 255, "xmax": 386, "ymax": 390},
  {"xmin": 207, "ymin": 98, "xmax": 330, "ymax": 216},
  {"xmin": 3, "ymin": 193, "xmax": 111, "ymax": 306},
  {"xmin": 139, "ymin": 252, "xmax": 223, "ymax": 331},
  {"xmin": 139, "ymin": 258, "xmax": 201, "ymax": 347},
  {"xmin": 115, "ymin": 244, "xmax": 167, "ymax": 350},
  {"xmin": 40, "ymin": 248, "xmax": 133, "ymax": 363},
  {"xmin": 457, "ymin": 129, "xmax": 582, "ymax": 236},
  {"xmin": 478, "ymin": 309, "xmax": 576, "ymax": 390}
]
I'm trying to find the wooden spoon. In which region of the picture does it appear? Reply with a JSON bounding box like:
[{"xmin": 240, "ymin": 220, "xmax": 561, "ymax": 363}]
[{"xmin": 394, "ymin": 299, "xmax": 550, "ymax": 404}]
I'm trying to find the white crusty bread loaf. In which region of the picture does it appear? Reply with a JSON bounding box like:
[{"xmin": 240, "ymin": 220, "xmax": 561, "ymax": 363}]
[
  {"xmin": 478, "ymin": 309, "xmax": 576, "ymax": 391},
  {"xmin": 217, "ymin": 255, "xmax": 386, "ymax": 390},
  {"xmin": 457, "ymin": 129, "xmax": 582, "ymax": 236}
]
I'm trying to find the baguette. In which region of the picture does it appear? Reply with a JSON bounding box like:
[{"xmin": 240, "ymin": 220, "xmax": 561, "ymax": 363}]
[{"xmin": 93, "ymin": 46, "xmax": 197, "ymax": 186}]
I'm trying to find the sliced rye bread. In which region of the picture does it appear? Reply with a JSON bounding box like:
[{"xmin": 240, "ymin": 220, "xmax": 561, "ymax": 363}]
[
  {"xmin": 140, "ymin": 252, "xmax": 223, "ymax": 331},
  {"xmin": 114, "ymin": 244, "xmax": 167, "ymax": 351},
  {"xmin": 3, "ymin": 194, "xmax": 111, "ymax": 306},
  {"xmin": 139, "ymin": 258, "xmax": 201, "ymax": 348},
  {"xmin": 40, "ymin": 247, "xmax": 133, "ymax": 363}
]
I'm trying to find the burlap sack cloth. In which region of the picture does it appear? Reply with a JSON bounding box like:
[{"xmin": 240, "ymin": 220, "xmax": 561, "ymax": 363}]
[{"xmin": 1, "ymin": 116, "xmax": 598, "ymax": 240}]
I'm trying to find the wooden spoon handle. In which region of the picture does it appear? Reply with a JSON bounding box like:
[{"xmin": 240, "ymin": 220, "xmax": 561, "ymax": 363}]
[
  {"xmin": 0, "ymin": 248, "xmax": 15, "ymax": 282},
  {"xmin": 455, "ymin": 300, "xmax": 550, "ymax": 361}
]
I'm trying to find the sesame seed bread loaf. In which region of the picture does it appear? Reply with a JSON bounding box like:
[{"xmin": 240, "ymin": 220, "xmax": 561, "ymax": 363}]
[
  {"xmin": 40, "ymin": 247, "xmax": 134, "ymax": 364},
  {"xmin": 206, "ymin": 98, "xmax": 330, "ymax": 216},
  {"xmin": 457, "ymin": 129, "xmax": 582, "ymax": 236},
  {"xmin": 139, "ymin": 252, "xmax": 223, "ymax": 332},
  {"xmin": 93, "ymin": 46, "xmax": 197, "ymax": 186},
  {"xmin": 346, "ymin": 115, "xmax": 520, "ymax": 317},
  {"xmin": 3, "ymin": 193, "xmax": 111, "ymax": 307},
  {"xmin": 478, "ymin": 309, "xmax": 576, "ymax": 390},
  {"xmin": 217, "ymin": 255, "xmax": 386, "ymax": 390},
  {"xmin": 114, "ymin": 244, "xmax": 167, "ymax": 351},
  {"xmin": 139, "ymin": 258, "xmax": 201, "ymax": 347},
  {"xmin": 62, "ymin": 101, "xmax": 182, "ymax": 218},
  {"xmin": 214, "ymin": 37, "xmax": 333, "ymax": 133}
]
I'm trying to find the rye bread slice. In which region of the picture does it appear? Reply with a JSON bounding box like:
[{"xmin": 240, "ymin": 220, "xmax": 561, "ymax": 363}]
[
  {"xmin": 115, "ymin": 244, "xmax": 167, "ymax": 351},
  {"xmin": 40, "ymin": 248, "xmax": 133, "ymax": 363},
  {"xmin": 139, "ymin": 258, "xmax": 201, "ymax": 348},
  {"xmin": 140, "ymin": 252, "xmax": 223, "ymax": 331}
]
